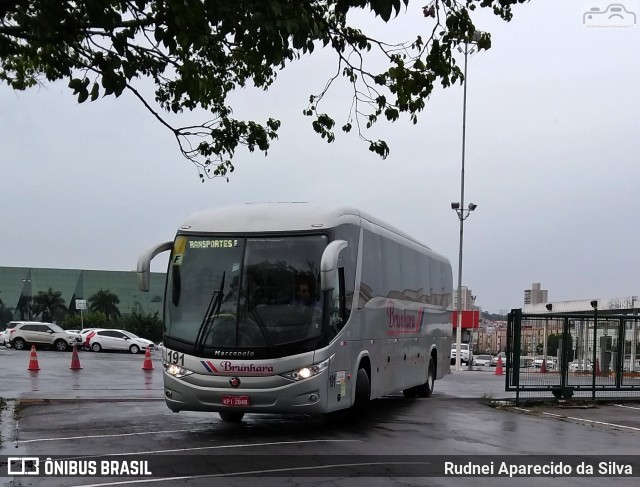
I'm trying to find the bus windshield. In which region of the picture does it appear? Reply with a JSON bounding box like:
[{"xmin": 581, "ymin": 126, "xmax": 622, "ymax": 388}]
[{"xmin": 165, "ymin": 235, "xmax": 327, "ymax": 352}]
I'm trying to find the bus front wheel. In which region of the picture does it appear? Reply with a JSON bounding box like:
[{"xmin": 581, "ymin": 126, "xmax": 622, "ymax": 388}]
[
  {"xmin": 351, "ymin": 367, "xmax": 371, "ymax": 417},
  {"xmin": 324, "ymin": 366, "xmax": 371, "ymax": 424}
]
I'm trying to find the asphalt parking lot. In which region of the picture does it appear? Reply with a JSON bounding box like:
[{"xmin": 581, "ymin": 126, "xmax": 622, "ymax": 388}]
[{"xmin": 2, "ymin": 347, "xmax": 640, "ymax": 486}]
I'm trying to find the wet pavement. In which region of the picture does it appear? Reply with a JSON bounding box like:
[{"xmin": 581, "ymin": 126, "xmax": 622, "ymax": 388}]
[
  {"xmin": 1, "ymin": 348, "xmax": 640, "ymax": 486},
  {"xmin": 0, "ymin": 347, "xmax": 164, "ymax": 401},
  {"xmin": 0, "ymin": 347, "xmax": 513, "ymax": 401}
]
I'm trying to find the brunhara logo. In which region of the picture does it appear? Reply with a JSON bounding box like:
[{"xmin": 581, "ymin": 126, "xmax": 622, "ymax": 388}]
[
  {"xmin": 386, "ymin": 302, "xmax": 425, "ymax": 335},
  {"xmin": 583, "ymin": 2, "xmax": 637, "ymax": 28},
  {"xmin": 200, "ymin": 360, "xmax": 274, "ymax": 375}
]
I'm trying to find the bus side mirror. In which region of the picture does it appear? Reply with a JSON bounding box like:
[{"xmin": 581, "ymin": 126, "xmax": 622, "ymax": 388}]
[
  {"xmin": 137, "ymin": 241, "xmax": 173, "ymax": 291},
  {"xmin": 320, "ymin": 240, "xmax": 348, "ymax": 291}
]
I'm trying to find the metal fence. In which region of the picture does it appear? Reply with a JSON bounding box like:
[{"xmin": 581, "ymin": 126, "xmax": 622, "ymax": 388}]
[{"xmin": 506, "ymin": 308, "xmax": 640, "ymax": 404}]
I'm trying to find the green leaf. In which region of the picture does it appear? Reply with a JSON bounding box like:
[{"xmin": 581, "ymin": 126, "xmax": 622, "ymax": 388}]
[{"xmin": 90, "ymin": 82, "xmax": 99, "ymax": 101}]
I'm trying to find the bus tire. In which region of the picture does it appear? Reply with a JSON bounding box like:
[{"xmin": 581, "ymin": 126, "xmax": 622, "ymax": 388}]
[
  {"xmin": 219, "ymin": 411, "xmax": 244, "ymax": 423},
  {"xmin": 349, "ymin": 367, "xmax": 371, "ymax": 420},
  {"xmin": 416, "ymin": 359, "xmax": 435, "ymax": 398}
]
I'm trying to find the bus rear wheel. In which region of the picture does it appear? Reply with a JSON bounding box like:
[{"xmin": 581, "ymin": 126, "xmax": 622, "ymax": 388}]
[
  {"xmin": 219, "ymin": 411, "xmax": 244, "ymax": 423},
  {"xmin": 416, "ymin": 359, "xmax": 435, "ymax": 398}
]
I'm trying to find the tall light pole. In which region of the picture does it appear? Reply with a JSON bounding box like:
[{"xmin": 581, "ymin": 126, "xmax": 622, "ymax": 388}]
[
  {"xmin": 452, "ymin": 33, "xmax": 482, "ymax": 371},
  {"xmin": 632, "ymin": 297, "xmax": 637, "ymax": 373},
  {"xmin": 452, "ymin": 202, "xmax": 477, "ymax": 370}
]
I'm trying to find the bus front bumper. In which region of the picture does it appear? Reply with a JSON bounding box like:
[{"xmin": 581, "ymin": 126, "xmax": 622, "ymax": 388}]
[{"xmin": 162, "ymin": 369, "xmax": 330, "ymax": 415}]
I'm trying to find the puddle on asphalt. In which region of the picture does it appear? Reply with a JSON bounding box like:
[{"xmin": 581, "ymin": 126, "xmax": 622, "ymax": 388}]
[
  {"xmin": 0, "ymin": 399, "xmax": 28, "ymax": 455},
  {"xmin": 28, "ymin": 371, "xmax": 39, "ymax": 391}
]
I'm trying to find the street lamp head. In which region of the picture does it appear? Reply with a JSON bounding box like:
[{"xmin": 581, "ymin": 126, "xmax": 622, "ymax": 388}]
[
  {"xmin": 590, "ymin": 300, "xmax": 598, "ymax": 309},
  {"xmin": 451, "ymin": 202, "xmax": 460, "ymax": 210},
  {"xmin": 468, "ymin": 203, "xmax": 477, "ymax": 211}
]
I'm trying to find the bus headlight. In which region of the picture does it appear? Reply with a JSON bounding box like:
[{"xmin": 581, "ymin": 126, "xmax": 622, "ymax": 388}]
[
  {"xmin": 281, "ymin": 357, "xmax": 331, "ymax": 381},
  {"xmin": 164, "ymin": 362, "xmax": 194, "ymax": 378}
]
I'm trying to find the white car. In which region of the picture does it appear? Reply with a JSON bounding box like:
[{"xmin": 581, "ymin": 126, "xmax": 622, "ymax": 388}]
[
  {"xmin": 569, "ymin": 360, "xmax": 592, "ymax": 373},
  {"xmin": 533, "ymin": 357, "xmax": 557, "ymax": 370},
  {"xmin": 450, "ymin": 343, "xmax": 473, "ymax": 365},
  {"xmin": 473, "ymin": 354, "xmax": 492, "ymax": 367},
  {"xmin": 78, "ymin": 328, "xmax": 101, "ymax": 349},
  {"xmin": 88, "ymin": 329, "xmax": 155, "ymax": 354},
  {"xmin": 4, "ymin": 321, "xmax": 82, "ymax": 351},
  {"xmin": 491, "ymin": 352, "xmax": 506, "ymax": 367}
]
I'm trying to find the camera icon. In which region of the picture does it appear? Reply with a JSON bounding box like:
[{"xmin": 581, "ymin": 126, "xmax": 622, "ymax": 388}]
[
  {"xmin": 7, "ymin": 457, "xmax": 40, "ymax": 475},
  {"xmin": 583, "ymin": 3, "xmax": 637, "ymax": 28}
]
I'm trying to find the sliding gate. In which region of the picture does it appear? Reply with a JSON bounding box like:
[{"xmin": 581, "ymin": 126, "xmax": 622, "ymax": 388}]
[{"xmin": 506, "ymin": 309, "xmax": 640, "ymax": 403}]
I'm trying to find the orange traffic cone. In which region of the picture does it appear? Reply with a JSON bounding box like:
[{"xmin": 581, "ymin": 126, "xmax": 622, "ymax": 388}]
[
  {"xmin": 595, "ymin": 358, "xmax": 601, "ymax": 376},
  {"xmin": 494, "ymin": 355, "xmax": 503, "ymax": 376},
  {"xmin": 540, "ymin": 359, "xmax": 547, "ymax": 374},
  {"xmin": 70, "ymin": 344, "xmax": 82, "ymax": 370},
  {"xmin": 27, "ymin": 345, "xmax": 40, "ymax": 371},
  {"xmin": 142, "ymin": 346, "xmax": 154, "ymax": 370}
]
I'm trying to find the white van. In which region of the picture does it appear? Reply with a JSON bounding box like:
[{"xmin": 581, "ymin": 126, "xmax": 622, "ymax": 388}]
[{"xmin": 450, "ymin": 343, "xmax": 473, "ymax": 365}]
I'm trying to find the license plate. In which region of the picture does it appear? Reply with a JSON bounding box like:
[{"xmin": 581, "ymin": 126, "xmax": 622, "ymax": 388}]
[{"xmin": 221, "ymin": 395, "xmax": 250, "ymax": 406}]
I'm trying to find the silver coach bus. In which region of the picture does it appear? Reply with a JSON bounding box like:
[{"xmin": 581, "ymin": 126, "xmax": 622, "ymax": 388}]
[{"xmin": 138, "ymin": 203, "xmax": 453, "ymax": 422}]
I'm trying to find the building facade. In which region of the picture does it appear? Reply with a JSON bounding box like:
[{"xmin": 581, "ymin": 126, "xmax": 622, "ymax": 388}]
[
  {"xmin": 524, "ymin": 282, "xmax": 548, "ymax": 305},
  {"xmin": 0, "ymin": 266, "xmax": 166, "ymax": 327},
  {"xmin": 454, "ymin": 286, "xmax": 478, "ymax": 311}
]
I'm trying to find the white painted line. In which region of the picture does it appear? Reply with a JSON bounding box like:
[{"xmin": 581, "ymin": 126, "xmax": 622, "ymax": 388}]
[
  {"xmin": 614, "ymin": 403, "xmax": 640, "ymax": 411},
  {"xmin": 513, "ymin": 407, "xmax": 530, "ymax": 413},
  {"xmin": 540, "ymin": 412, "xmax": 563, "ymax": 418},
  {"xmin": 69, "ymin": 461, "xmax": 426, "ymax": 487},
  {"xmin": 523, "ymin": 407, "xmax": 640, "ymax": 432},
  {"xmin": 564, "ymin": 416, "xmax": 640, "ymax": 432},
  {"xmin": 19, "ymin": 429, "xmax": 201, "ymax": 444},
  {"xmin": 59, "ymin": 439, "xmax": 360, "ymax": 459},
  {"xmin": 538, "ymin": 410, "xmax": 640, "ymax": 432}
]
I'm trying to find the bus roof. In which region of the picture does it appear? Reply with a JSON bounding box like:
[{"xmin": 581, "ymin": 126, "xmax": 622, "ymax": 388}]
[
  {"xmin": 179, "ymin": 202, "xmax": 441, "ymax": 256},
  {"xmin": 180, "ymin": 203, "xmax": 358, "ymax": 232}
]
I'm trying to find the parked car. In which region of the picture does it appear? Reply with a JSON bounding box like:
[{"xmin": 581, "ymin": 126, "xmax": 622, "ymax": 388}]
[
  {"xmin": 79, "ymin": 328, "xmax": 101, "ymax": 349},
  {"xmin": 569, "ymin": 360, "xmax": 592, "ymax": 373},
  {"xmin": 88, "ymin": 329, "xmax": 155, "ymax": 354},
  {"xmin": 491, "ymin": 352, "xmax": 506, "ymax": 366},
  {"xmin": 474, "ymin": 354, "xmax": 492, "ymax": 367},
  {"xmin": 0, "ymin": 328, "xmax": 7, "ymax": 346},
  {"xmin": 533, "ymin": 357, "xmax": 557, "ymax": 370},
  {"xmin": 5, "ymin": 321, "xmax": 82, "ymax": 351},
  {"xmin": 450, "ymin": 343, "xmax": 473, "ymax": 365}
]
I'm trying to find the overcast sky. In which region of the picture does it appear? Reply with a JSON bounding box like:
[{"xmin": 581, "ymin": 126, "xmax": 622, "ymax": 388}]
[{"xmin": 2, "ymin": 0, "xmax": 639, "ymax": 314}]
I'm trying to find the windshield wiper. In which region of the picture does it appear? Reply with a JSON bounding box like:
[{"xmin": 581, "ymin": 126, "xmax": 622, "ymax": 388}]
[{"xmin": 194, "ymin": 271, "xmax": 226, "ymax": 355}]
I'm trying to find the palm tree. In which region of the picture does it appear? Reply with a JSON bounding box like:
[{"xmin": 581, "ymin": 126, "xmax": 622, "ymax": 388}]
[
  {"xmin": 89, "ymin": 289, "xmax": 121, "ymax": 322},
  {"xmin": 0, "ymin": 298, "xmax": 15, "ymax": 327},
  {"xmin": 32, "ymin": 288, "xmax": 67, "ymax": 323}
]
